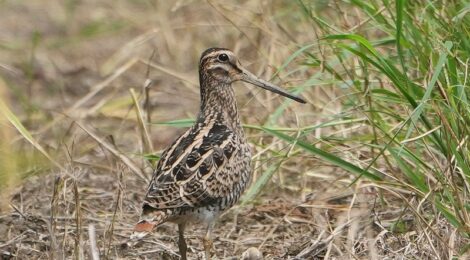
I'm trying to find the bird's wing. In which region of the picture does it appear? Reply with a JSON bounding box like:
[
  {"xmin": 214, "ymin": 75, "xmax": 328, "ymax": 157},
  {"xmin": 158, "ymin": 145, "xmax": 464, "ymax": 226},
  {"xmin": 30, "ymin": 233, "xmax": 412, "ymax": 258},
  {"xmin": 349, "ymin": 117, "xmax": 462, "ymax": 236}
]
[{"xmin": 143, "ymin": 121, "xmax": 240, "ymax": 210}]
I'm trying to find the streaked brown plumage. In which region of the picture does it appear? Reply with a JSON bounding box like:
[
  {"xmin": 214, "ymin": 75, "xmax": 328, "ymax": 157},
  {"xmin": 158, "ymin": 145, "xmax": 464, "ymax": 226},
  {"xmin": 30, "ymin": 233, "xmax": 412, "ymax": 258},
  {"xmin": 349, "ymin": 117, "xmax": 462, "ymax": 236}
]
[{"xmin": 131, "ymin": 48, "xmax": 305, "ymax": 259}]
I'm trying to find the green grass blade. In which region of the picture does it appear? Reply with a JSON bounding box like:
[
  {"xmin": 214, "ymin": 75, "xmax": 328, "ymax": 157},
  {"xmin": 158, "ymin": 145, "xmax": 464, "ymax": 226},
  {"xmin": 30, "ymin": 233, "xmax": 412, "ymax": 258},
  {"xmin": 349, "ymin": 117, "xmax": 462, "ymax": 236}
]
[
  {"xmin": 241, "ymin": 162, "xmax": 281, "ymax": 204},
  {"xmin": 153, "ymin": 118, "xmax": 195, "ymax": 127},
  {"xmin": 271, "ymin": 43, "xmax": 315, "ymax": 79},
  {"xmin": 434, "ymin": 199, "xmax": 462, "ymax": 229},
  {"xmin": 262, "ymin": 127, "xmax": 382, "ymax": 181},
  {"xmin": 388, "ymin": 148, "xmax": 429, "ymax": 193},
  {"xmin": 0, "ymin": 99, "xmax": 62, "ymax": 170},
  {"xmin": 401, "ymin": 41, "xmax": 453, "ymax": 153},
  {"xmin": 395, "ymin": 0, "xmax": 407, "ymax": 74}
]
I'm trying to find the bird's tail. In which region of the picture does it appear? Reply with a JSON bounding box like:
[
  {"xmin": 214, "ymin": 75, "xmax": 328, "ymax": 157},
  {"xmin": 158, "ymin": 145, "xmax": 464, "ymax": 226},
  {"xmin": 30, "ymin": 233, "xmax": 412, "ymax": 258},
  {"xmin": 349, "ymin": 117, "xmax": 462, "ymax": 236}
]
[
  {"xmin": 129, "ymin": 219, "xmax": 157, "ymax": 240},
  {"xmin": 129, "ymin": 210, "xmax": 169, "ymax": 241}
]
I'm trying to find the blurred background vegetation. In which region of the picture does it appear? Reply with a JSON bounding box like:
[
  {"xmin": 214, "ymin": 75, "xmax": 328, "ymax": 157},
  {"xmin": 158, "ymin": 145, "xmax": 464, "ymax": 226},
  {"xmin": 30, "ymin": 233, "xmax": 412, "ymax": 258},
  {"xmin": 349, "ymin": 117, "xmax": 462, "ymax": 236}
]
[{"xmin": 0, "ymin": 0, "xmax": 469, "ymax": 259}]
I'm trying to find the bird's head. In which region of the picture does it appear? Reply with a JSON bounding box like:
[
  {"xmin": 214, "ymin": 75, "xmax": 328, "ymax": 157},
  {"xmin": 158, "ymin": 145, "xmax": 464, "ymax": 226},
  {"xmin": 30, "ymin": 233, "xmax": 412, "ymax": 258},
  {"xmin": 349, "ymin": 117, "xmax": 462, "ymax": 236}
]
[{"xmin": 199, "ymin": 48, "xmax": 306, "ymax": 103}]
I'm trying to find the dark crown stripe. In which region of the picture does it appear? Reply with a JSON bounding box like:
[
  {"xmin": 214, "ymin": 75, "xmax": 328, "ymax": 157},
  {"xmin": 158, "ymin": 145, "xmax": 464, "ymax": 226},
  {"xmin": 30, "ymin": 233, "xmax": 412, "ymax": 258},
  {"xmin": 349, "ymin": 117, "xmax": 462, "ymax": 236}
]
[{"xmin": 199, "ymin": 47, "xmax": 229, "ymax": 66}]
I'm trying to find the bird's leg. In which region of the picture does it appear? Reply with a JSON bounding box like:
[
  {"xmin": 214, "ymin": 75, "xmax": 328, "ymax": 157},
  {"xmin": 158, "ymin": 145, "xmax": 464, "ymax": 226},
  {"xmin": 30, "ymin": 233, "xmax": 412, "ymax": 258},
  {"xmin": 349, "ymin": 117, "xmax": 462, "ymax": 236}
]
[
  {"xmin": 178, "ymin": 223, "xmax": 187, "ymax": 260},
  {"xmin": 203, "ymin": 222, "xmax": 215, "ymax": 260}
]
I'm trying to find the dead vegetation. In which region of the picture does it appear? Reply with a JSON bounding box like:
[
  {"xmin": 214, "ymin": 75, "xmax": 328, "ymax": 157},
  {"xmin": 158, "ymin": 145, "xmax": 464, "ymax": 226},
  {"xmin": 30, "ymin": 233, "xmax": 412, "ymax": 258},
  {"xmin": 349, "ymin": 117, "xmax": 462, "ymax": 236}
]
[{"xmin": 0, "ymin": 0, "xmax": 468, "ymax": 259}]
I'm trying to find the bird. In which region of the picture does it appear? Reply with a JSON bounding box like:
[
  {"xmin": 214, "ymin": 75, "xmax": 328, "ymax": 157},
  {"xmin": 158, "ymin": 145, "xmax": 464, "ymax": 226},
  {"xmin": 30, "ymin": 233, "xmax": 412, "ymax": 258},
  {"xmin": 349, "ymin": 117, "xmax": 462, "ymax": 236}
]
[{"xmin": 130, "ymin": 47, "xmax": 306, "ymax": 259}]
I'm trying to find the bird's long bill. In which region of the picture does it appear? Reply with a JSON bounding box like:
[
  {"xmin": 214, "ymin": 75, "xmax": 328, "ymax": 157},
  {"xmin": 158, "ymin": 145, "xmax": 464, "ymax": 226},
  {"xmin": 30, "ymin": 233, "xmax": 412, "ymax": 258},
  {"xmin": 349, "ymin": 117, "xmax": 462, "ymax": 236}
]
[{"xmin": 240, "ymin": 67, "xmax": 306, "ymax": 104}]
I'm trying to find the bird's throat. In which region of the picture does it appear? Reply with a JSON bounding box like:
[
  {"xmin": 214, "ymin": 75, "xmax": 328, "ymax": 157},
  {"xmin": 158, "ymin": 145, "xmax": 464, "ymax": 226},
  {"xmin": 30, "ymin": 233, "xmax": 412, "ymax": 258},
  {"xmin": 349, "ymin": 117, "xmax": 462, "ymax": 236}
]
[{"xmin": 199, "ymin": 80, "xmax": 244, "ymax": 137}]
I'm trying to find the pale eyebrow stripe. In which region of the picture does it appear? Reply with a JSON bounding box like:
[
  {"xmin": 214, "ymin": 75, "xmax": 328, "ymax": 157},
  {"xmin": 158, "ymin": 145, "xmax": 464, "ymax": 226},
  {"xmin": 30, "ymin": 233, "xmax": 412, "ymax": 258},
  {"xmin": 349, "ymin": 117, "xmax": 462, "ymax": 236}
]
[{"xmin": 200, "ymin": 51, "xmax": 232, "ymax": 65}]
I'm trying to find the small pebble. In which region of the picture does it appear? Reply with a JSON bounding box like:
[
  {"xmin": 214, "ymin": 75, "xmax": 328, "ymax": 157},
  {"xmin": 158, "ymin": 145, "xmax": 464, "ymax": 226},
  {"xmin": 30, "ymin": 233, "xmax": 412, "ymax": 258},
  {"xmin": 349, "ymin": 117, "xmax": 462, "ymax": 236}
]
[{"xmin": 241, "ymin": 247, "xmax": 263, "ymax": 260}]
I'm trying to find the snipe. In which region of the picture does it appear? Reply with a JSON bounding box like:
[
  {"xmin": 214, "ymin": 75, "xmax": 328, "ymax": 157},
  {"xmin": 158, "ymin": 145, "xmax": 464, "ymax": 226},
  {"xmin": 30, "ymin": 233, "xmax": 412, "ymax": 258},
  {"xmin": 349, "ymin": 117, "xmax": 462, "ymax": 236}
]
[{"xmin": 131, "ymin": 48, "xmax": 305, "ymax": 259}]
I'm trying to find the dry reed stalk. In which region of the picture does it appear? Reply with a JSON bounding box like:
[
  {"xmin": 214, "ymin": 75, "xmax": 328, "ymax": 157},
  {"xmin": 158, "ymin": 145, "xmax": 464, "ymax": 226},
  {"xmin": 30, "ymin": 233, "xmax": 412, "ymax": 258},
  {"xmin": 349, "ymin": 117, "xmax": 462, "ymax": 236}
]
[
  {"xmin": 75, "ymin": 121, "xmax": 147, "ymax": 181},
  {"xmin": 88, "ymin": 224, "xmax": 100, "ymax": 260},
  {"xmin": 129, "ymin": 88, "xmax": 153, "ymax": 154},
  {"xmin": 105, "ymin": 168, "xmax": 123, "ymax": 258},
  {"xmin": 73, "ymin": 180, "xmax": 84, "ymax": 260}
]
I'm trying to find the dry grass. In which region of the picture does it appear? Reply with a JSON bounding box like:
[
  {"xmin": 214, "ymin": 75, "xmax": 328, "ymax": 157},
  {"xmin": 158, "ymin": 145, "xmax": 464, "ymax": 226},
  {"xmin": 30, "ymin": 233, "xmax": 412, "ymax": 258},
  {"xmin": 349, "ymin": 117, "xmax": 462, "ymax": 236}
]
[{"xmin": 0, "ymin": 0, "xmax": 468, "ymax": 259}]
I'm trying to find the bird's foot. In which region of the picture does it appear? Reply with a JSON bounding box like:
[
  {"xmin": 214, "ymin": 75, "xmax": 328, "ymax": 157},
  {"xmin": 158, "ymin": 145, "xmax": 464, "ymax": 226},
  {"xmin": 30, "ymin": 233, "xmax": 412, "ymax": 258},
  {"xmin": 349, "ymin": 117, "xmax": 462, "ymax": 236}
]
[{"xmin": 203, "ymin": 237, "xmax": 213, "ymax": 260}]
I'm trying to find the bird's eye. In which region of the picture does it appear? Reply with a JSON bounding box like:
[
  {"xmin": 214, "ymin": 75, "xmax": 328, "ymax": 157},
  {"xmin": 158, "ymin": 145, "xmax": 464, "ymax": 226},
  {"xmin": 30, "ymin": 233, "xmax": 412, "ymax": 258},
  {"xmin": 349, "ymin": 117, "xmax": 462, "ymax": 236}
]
[{"xmin": 218, "ymin": 53, "xmax": 229, "ymax": 62}]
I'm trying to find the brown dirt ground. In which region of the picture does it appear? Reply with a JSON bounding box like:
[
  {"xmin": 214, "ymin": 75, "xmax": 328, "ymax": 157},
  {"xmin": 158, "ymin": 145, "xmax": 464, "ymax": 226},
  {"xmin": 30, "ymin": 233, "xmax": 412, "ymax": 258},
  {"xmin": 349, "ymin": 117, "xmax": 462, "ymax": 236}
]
[
  {"xmin": 0, "ymin": 163, "xmax": 411, "ymax": 259},
  {"xmin": 0, "ymin": 1, "xmax": 468, "ymax": 259}
]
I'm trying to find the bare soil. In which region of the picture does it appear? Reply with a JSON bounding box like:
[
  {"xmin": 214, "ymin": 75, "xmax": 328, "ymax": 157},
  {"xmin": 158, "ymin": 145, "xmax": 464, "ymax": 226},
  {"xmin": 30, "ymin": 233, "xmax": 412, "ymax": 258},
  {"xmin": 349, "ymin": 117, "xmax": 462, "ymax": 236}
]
[{"xmin": 0, "ymin": 1, "xmax": 468, "ymax": 259}]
